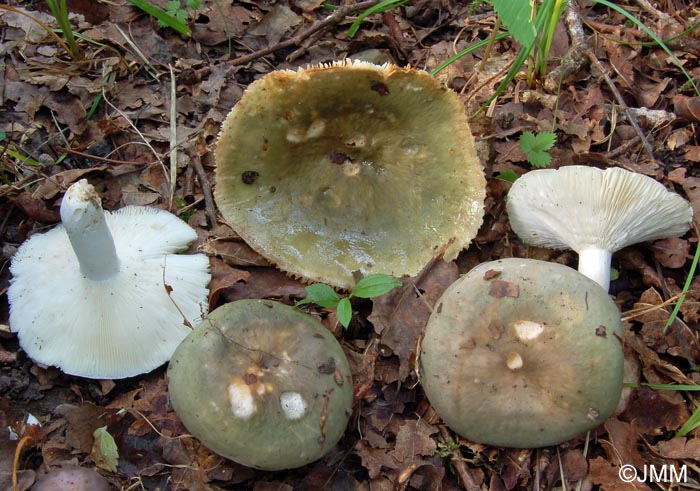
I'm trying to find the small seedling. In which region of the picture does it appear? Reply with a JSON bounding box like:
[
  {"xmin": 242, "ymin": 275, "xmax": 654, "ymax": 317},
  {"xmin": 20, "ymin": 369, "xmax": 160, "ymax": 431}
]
[
  {"xmin": 494, "ymin": 168, "xmax": 519, "ymax": 183},
  {"xmin": 519, "ymin": 131, "xmax": 555, "ymax": 168},
  {"xmin": 162, "ymin": 0, "xmax": 201, "ymax": 27},
  {"xmin": 297, "ymin": 273, "xmax": 402, "ymax": 328}
]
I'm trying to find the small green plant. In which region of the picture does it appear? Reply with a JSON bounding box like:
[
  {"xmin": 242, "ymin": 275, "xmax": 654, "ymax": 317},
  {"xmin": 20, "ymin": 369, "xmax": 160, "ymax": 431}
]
[
  {"xmin": 125, "ymin": 0, "xmax": 191, "ymax": 36},
  {"xmin": 518, "ymin": 131, "xmax": 556, "ymax": 168},
  {"xmin": 297, "ymin": 273, "xmax": 402, "ymax": 328},
  {"xmin": 162, "ymin": 0, "xmax": 201, "ymax": 27}
]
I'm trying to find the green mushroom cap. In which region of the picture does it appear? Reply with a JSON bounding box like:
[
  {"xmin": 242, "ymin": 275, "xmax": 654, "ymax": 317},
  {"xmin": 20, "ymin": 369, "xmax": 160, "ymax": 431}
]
[
  {"xmin": 167, "ymin": 300, "xmax": 353, "ymax": 470},
  {"xmin": 419, "ymin": 258, "xmax": 623, "ymax": 448},
  {"xmin": 214, "ymin": 60, "xmax": 485, "ymax": 289}
]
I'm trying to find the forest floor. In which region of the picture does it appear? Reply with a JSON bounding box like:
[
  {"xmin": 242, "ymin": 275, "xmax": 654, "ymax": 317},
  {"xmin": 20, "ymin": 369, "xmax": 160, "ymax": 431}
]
[{"xmin": 1, "ymin": 0, "xmax": 700, "ymax": 490}]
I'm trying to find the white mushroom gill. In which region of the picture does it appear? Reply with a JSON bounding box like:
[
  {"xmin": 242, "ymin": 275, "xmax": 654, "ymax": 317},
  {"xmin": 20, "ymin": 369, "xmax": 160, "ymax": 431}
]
[
  {"xmin": 60, "ymin": 180, "xmax": 120, "ymax": 281},
  {"xmin": 507, "ymin": 166, "xmax": 693, "ymax": 291}
]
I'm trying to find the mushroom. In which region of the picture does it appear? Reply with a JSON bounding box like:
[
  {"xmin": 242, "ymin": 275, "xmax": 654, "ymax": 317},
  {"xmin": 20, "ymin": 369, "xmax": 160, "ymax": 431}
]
[
  {"xmin": 215, "ymin": 60, "xmax": 485, "ymax": 289},
  {"xmin": 8, "ymin": 179, "xmax": 210, "ymax": 379},
  {"xmin": 32, "ymin": 466, "xmax": 111, "ymax": 491},
  {"xmin": 506, "ymin": 165, "xmax": 693, "ymax": 290},
  {"xmin": 167, "ymin": 299, "xmax": 353, "ymax": 471},
  {"xmin": 419, "ymin": 258, "xmax": 624, "ymax": 448}
]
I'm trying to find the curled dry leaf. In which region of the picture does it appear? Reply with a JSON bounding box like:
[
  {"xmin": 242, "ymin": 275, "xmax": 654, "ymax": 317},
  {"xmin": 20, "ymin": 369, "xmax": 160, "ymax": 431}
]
[{"xmin": 368, "ymin": 260, "xmax": 459, "ymax": 381}]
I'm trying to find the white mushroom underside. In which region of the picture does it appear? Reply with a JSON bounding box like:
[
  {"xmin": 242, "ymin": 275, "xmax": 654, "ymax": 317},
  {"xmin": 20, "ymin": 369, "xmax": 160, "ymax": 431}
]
[
  {"xmin": 8, "ymin": 206, "xmax": 210, "ymax": 379},
  {"xmin": 506, "ymin": 166, "xmax": 693, "ymax": 252}
]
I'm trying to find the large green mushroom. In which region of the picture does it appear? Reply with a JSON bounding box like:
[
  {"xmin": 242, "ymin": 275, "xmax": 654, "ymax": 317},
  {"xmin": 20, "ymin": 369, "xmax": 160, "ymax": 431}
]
[
  {"xmin": 419, "ymin": 258, "xmax": 623, "ymax": 448},
  {"xmin": 214, "ymin": 60, "xmax": 485, "ymax": 289},
  {"xmin": 167, "ymin": 300, "xmax": 353, "ymax": 470}
]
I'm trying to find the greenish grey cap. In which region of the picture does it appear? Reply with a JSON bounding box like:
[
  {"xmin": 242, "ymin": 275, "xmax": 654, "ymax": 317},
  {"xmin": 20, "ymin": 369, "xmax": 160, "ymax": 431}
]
[
  {"xmin": 214, "ymin": 60, "xmax": 485, "ymax": 289},
  {"xmin": 167, "ymin": 300, "xmax": 353, "ymax": 470},
  {"xmin": 419, "ymin": 258, "xmax": 623, "ymax": 448}
]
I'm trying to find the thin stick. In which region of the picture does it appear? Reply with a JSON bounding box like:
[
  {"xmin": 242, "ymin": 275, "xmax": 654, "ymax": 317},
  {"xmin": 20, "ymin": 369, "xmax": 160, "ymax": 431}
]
[
  {"xmin": 168, "ymin": 64, "xmax": 178, "ymax": 210},
  {"xmin": 189, "ymin": 148, "xmax": 218, "ymax": 227},
  {"xmin": 585, "ymin": 49, "xmax": 655, "ymax": 158},
  {"xmin": 54, "ymin": 146, "xmax": 147, "ymax": 165},
  {"xmin": 438, "ymin": 426, "xmax": 481, "ymax": 491},
  {"xmin": 229, "ymin": 0, "xmax": 379, "ymax": 66}
]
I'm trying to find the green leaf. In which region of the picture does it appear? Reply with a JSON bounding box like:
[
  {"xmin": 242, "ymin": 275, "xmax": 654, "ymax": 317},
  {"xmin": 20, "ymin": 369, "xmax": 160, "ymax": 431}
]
[
  {"xmin": 352, "ymin": 274, "xmax": 402, "ymax": 299},
  {"xmin": 91, "ymin": 426, "xmax": 119, "ymax": 472},
  {"xmin": 519, "ymin": 131, "xmax": 556, "ymax": 168},
  {"xmin": 494, "ymin": 169, "xmax": 519, "ymax": 183},
  {"xmin": 337, "ymin": 297, "xmax": 352, "ymax": 328},
  {"xmin": 493, "ymin": 0, "xmax": 536, "ymax": 46},
  {"xmin": 297, "ymin": 283, "xmax": 340, "ymax": 308},
  {"xmin": 125, "ymin": 0, "xmax": 191, "ymax": 36},
  {"xmin": 186, "ymin": 0, "xmax": 201, "ymax": 9}
]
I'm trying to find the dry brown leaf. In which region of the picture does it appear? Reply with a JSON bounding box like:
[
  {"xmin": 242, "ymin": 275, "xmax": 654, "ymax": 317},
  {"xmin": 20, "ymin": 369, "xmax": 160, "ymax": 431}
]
[
  {"xmin": 673, "ymin": 95, "xmax": 700, "ymax": 121},
  {"xmin": 621, "ymin": 386, "xmax": 689, "ymax": 434},
  {"xmin": 681, "ymin": 177, "xmax": 700, "ymax": 230},
  {"xmin": 200, "ymin": 238, "xmax": 270, "ymax": 267},
  {"xmin": 650, "ymin": 238, "xmax": 689, "ymax": 269},
  {"xmin": 588, "ymin": 457, "xmax": 652, "ymax": 491},
  {"xmin": 368, "ymin": 260, "xmax": 459, "ymax": 380},
  {"xmin": 655, "ymin": 437, "xmax": 700, "ymax": 460}
]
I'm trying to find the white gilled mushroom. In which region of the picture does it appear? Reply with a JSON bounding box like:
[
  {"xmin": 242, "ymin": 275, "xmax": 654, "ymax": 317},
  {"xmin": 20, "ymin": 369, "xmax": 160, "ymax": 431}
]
[
  {"xmin": 8, "ymin": 179, "xmax": 211, "ymax": 379},
  {"xmin": 506, "ymin": 166, "xmax": 693, "ymax": 291}
]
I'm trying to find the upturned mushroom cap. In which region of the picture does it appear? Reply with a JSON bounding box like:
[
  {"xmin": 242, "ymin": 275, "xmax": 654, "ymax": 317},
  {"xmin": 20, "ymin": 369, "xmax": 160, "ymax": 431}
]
[
  {"xmin": 506, "ymin": 165, "xmax": 693, "ymax": 290},
  {"xmin": 8, "ymin": 180, "xmax": 211, "ymax": 379},
  {"xmin": 419, "ymin": 258, "xmax": 623, "ymax": 448},
  {"xmin": 167, "ymin": 300, "xmax": 353, "ymax": 470},
  {"xmin": 215, "ymin": 61, "xmax": 485, "ymax": 289}
]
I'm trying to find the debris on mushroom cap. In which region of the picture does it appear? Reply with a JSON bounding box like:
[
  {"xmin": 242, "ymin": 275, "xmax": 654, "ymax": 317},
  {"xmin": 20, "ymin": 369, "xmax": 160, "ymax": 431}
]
[
  {"xmin": 31, "ymin": 466, "xmax": 111, "ymax": 491},
  {"xmin": 506, "ymin": 165, "xmax": 693, "ymax": 290},
  {"xmin": 167, "ymin": 299, "xmax": 353, "ymax": 471},
  {"xmin": 215, "ymin": 60, "xmax": 485, "ymax": 289},
  {"xmin": 419, "ymin": 258, "xmax": 624, "ymax": 448},
  {"xmin": 8, "ymin": 179, "xmax": 211, "ymax": 379}
]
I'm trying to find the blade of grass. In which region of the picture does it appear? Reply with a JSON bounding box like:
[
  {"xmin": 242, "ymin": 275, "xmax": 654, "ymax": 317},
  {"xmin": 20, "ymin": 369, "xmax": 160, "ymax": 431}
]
[
  {"xmin": 125, "ymin": 0, "xmax": 191, "ymax": 36},
  {"xmin": 431, "ymin": 32, "xmax": 511, "ymax": 75},
  {"xmin": 593, "ymin": 0, "xmax": 700, "ymax": 96},
  {"xmin": 45, "ymin": 0, "xmax": 82, "ymax": 59},
  {"xmin": 663, "ymin": 238, "xmax": 700, "ymax": 333},
  {"xmin": 347, "ymin": 0, "xmax": 409, "ymax": 38}
]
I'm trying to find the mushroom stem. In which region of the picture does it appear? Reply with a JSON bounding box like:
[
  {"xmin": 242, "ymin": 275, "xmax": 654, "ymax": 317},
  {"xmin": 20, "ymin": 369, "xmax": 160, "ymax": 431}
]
[
  {"xmin": 577, "ymin": 247, "xmax": 612, "ymax": 291},
  {"xmin": 60, "ymin": 180, "xmax": 121, "ymax": 281}
]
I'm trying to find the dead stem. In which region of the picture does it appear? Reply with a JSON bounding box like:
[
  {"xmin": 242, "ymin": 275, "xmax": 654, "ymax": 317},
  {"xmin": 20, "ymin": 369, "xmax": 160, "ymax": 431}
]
[{"xmin": 12, "ymin": 435, "xmax": 32, "ymax": 491}]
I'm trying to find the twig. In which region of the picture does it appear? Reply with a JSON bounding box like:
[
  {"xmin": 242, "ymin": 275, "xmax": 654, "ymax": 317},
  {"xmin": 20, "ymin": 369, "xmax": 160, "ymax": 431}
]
[
  {"xmin": 55, "ymin": 146, "xmax": 147, "ymax": 166},
  {"xmin": 438, "ymin": 426, "xmax": 482, "ymax": 491},
  {"xmin": 229, "ymin": 0, "xmax": 380, "ymax": 66},
  {"xmin": 634, "ymin": 0, "xmax": 677, "ymax": 26},
  {"xmin": 584, "ymin": 49, "xmax": 655, "ymax": 158},
  {"xmin": 168, "ymin": 64, "xmax": 178, "ymax": 210},
  {"xmin": 189, "ymin": 147, "xmax": 217, "ymax": 227}
]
